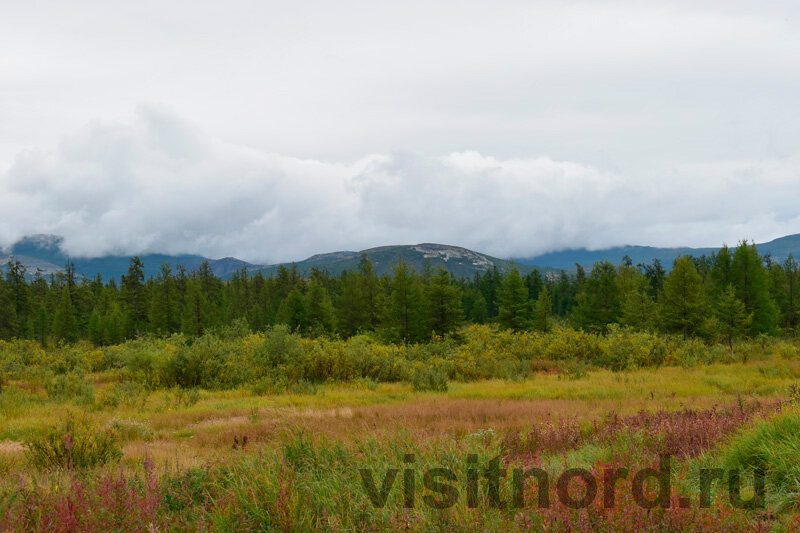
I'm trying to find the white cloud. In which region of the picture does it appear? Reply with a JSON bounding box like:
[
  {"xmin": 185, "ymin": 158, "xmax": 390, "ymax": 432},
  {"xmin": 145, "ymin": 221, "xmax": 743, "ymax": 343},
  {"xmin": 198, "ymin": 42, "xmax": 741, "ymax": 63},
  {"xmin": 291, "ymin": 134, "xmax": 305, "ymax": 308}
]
[{"xmin": 1, "ymin": 106, "xmax": 799, "ymax": 263}]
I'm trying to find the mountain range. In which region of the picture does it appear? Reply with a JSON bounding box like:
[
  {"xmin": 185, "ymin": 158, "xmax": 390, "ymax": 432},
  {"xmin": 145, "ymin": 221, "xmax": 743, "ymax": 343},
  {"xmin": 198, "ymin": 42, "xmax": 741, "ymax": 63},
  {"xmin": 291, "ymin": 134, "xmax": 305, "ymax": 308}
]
[
  {"xmin": 1, "ymin": 233, "xmax": 799, "ymax": 281},
  {"xmin": 515, "ymin": 233, "xmax": 800, "ymax": 270}
]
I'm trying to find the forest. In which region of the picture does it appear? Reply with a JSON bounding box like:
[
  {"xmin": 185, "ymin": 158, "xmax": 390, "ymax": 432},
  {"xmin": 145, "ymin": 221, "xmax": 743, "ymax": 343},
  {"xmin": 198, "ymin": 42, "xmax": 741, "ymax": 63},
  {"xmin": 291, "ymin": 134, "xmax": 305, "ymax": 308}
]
[
  {"xmin": 0, "ymin": 240, "xmax": 796, "ymax": 347},
  {"xmin": 4, "ymin": 240, "xmax": 800, "ymax": 531}
]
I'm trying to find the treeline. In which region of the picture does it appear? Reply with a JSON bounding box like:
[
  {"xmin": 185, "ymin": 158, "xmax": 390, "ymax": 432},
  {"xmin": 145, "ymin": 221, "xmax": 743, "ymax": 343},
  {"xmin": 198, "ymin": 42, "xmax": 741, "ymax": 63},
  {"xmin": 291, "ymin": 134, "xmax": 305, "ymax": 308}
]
[{"xmin": 0, "ymin": 241, "xmax": 797, "ymax": 346}]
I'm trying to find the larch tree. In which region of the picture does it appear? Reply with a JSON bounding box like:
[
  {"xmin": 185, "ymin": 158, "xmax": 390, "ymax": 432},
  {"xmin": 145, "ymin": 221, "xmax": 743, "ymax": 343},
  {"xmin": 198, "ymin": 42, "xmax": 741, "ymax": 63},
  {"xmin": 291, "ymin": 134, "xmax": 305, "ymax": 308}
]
[
  {"xmin": 731, "ymin": 241, "xmax": 778, "ymax": 334},
  {"xmin": 715, "ymin": 284, "xmax": 751, "ymax": 349},
  {"xmin": 659, "ymin": 256, "xmax": 705, "ymax": 339}
]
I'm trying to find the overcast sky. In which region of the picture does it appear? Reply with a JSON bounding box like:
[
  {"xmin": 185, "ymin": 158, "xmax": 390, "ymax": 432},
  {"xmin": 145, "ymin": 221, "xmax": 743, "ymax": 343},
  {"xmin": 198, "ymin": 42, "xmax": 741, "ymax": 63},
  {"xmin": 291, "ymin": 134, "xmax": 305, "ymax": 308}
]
[{"xmin": 2, "ymin": 0, "xmax": 800, "ymax": 263}]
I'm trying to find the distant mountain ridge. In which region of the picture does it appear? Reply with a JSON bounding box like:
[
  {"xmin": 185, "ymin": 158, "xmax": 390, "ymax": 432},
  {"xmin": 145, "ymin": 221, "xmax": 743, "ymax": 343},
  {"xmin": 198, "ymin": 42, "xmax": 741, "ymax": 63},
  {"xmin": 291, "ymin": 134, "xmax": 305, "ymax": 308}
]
[
  {"xmin": 250, "ymin": 243, "xmax": 548, "ymax": 278},
  {"xmin": 0, "ymin": 235, "xmax": 253, "ymax": 280},
  {"xmin": 0, "ymin": 236, "xmax": 545, "ymax": 281},
  {"xmin": 3, "ymin": 233, "xmax": 800, "ymax": 281},
  {"xmin": 515, "ymin": 233, "xmax": 800, "ymax": 270}
]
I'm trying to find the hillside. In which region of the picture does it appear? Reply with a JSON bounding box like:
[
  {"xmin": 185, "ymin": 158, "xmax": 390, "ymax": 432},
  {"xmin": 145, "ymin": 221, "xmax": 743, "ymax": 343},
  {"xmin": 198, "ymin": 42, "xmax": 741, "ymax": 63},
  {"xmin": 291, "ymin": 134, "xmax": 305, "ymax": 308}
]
[
  {"xmin": 516, "ymin": 233, "xmax": 800, "ymax": 269},
  {"xmin": 0, "ymin": 237, "xmax": 546, "ymax": 281},
  {"xmin": 5, "ymin": 233, "xmax": 800, "ymax": 281},
  {"xmin": 250, "ymin": 243, "xmax": 548, "ymax": 279},
  {"xmin": 1, "ymin": 235, "xmax": 254, "ymax": 280}
]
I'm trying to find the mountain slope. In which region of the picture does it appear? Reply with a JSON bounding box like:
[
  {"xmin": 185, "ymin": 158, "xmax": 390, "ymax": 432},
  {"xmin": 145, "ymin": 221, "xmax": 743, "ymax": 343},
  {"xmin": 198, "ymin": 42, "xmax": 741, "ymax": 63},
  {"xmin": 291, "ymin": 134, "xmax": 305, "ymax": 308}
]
[
  {"xmin": 1, "ymin": 236, "xmax": 544, "ymax": 281},
  {"xmin": 251, "ymin": 243, "xmax": 549, "ymax": 278},
  {"xmin": 5, "ymin": 232, "xmax": 800, "ymax": 281},
  {"xmin": 515, "ymin": 233, "xmax": 800, "ymax": 269},
  {"xmin": 1, "ymin": 235, "xmax": 254, "ymax": 280}
]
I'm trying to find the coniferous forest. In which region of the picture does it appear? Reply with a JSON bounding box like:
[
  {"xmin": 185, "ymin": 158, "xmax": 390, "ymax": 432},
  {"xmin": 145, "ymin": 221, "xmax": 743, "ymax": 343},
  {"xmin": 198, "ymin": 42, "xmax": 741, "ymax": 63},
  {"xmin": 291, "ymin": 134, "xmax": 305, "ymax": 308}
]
[{"xmin": 1, "ymin": 240, "xmax": 796, "ymax": 346}]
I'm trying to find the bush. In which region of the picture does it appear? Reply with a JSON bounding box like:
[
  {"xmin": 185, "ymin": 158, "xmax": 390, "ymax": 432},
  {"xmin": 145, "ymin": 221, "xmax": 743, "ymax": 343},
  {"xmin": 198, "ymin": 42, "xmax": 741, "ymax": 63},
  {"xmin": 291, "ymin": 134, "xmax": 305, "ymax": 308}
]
[
  {"xmin": 105, "ymin": 418, "xmax": 154, "ymax": 442},
  {"xmin": 250, "ymin": 374, "xmax": 289, "ymax": 395},
  {"xmin": 411, "ymin": 367, "xmax": 449, "ymax": 392},
  {"xmin": 25, "ymin": 416, "xmax": 122, "ymax": 470},
  {"xmin": 97, "ymin": 380, "xmax": 150, "ymax": 409},
  {"xmin": 172, "ymin": 387, "xmax": 201, "ymax": 408},
  {"xmin": 45, "ymin": 371, "xmax": 95, "ymax": 406}
]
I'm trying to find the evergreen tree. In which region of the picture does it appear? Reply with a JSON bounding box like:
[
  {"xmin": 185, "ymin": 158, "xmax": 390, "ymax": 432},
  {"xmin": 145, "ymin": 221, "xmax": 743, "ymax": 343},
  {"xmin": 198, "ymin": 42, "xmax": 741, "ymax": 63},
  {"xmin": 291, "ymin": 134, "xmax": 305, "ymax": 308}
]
[
  {"xmin": 710, "ymin": 245, "xmax": 733, "ymax": 295},
  {"xmin": 277, "ymin": 286, "xmax": 307, "ymax": 332},
  {"xmin": 5, "ymin": 260, "xmax": 30, "ymax": 335},
  {"xmin": 497, "ymin": 267, "xmax": 530, "ymax": 331},
  {"xmin": 782, "ymin": 255, "xmax": 799, "ymax": 331},
  {"xmin": 305, "ymin": 282, "xmax": 335, "ymax": 334},
  {"xmin": 532, "ymin": 285, "xmax": 552, "ymax": 332},
  {"xmin": 551, "ymin": 270, "xmax": 576, "ymax": 317},
  {"xmin": 103, "ymin": 303, "xmax": 127, "ymax": 345},
  {"xmin": 621, "ymin": 274, "xmax": 655, "ymax": 331},
  {"xmin": 150, "ymin": 263, "xmax": 179, "ymax": 335},
  {"xmin": 715, "ymin": 284, "xmax": 751, "ymax": 349},
  {"xmin": 426, "ymin": 267, "xmax": 463, "ymax": 336},
  {"xmin": 572, "ymin": 261, "xmax": 620, "ymax": 333},
  {"xmin": 659, "ymin": 256, "xmax": 705, "ymax": 339},
  {"xmin": 524, "ymin": 270, "xmax": 544, "ymax": 301},
  {"xmin": 88, "ymin": 309, "xmax": 103, "ymax": 345},
  {"xmin": 462, "ymin": 286, "xmax": 488, "ymax": 323},
  {"xmin": 121, "ymin": 256, "xmax": 147, "ymax": 335},
  {"xmin": 0, "ymin": 280, "xmax": 18, "ymax": 339},
  {"xmin": 643, "ymin": 258, "xmax": 666, "ymax": 298},
  {"xmin": 731, "ymin": 241, "xmax": 778, "ymax": 334},
  {"xmin": 181, "ymin": 278, "xmax": 211, "ymax": 336},
  {"xmin": 52, "ymin": 286, "xmax": 78, "ymax": 343},
  {"xmin": 388, "ymin": 259, "xmax": 428, "ymax": 343}
]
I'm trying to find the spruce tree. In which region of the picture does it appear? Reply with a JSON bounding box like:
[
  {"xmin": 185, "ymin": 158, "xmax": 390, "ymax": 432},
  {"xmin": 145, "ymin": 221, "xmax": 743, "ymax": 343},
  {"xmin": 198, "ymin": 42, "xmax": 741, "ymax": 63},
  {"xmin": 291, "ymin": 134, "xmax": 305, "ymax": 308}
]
[
  {"xmin": 150, "ymin": 263, "xmax": 179, "ymax": 335},
  {"xmin": 277, "ymin": 286, "xmax": 307, "ymax": 332},
  {"xmin": 427, "ymin": 267, "xmax": 463, "ymax": 336},
  {"xmin": 181, "ymin": 278, "xmax": 209, "ymax": 336},
  {"xmin": 0, "ymin": 280, "xmax": 18, "ymax": 340},
  {"xmin": 572, "ymin": 261, "xmax": 620, "ymax": 333},
  {"xmin": 88, "ymin": 310, "xmax": 103, "ymax": 345},
  {"xmin": 305, "ymin": 282, "xmax": 335, "ymax": 334},
  {"xmin": 52, "ymin": 286, "xmax": 78, "ymax": 343},
  {"xmin": 463, "ymin": 286, "xmax": 488, "ymax": 323},
  {"xmin": 121, "ymin": 256, "xmax": 147, "ymax": 335},
  {"xmin": 5, "ymin": 260, "xmax": 30, "ymax": 335},
  {"xmin": 532, "ymin": 285, "xmax": 552, "ymax": 332},
  {"xmin": 659, "ymin": 256, "xmax": 705, "ymax": 339},
  {"xmin": 389, "ymin": 259, "xmax": 428, "ymax": 343},
  {"xmin": 497, "ymin": 267, "xmax": 530, "ymax": 331}
]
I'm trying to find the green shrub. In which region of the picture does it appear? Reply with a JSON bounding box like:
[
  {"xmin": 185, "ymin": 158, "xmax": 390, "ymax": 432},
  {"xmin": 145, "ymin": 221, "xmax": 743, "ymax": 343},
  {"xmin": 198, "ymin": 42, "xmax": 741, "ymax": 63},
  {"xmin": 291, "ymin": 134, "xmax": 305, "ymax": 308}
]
[
  {"xmin": 97, "ymin": 381, "xmax": 150, "ymax": 409},
  {"xmin": 105, "ymin": 418, "xmax": 154, "ymax": 442},
  {"xmin": 45, "ymin": 371, "xmax": 95, "ymax": 406},
  {"xmin": 25, "ymin": 416, "xmax": 122, "ymax": 470},
  {"xmin": 411, "ymin": 367, "xmax": 449, "ymax": 392},
  {"xmin": 561, "ymin": 359, "xmax": 589, "ymax": 380},
  {"xmin": 289, "ymin": 379, "xmax": 318, "ymax": 395},
  {"xmin": 250, "ymin": 374, "xmax": 289, "ymax": 395},
  {"xmin": 172, "ymin": 387, "xmax": 201, "ymax": 407}
]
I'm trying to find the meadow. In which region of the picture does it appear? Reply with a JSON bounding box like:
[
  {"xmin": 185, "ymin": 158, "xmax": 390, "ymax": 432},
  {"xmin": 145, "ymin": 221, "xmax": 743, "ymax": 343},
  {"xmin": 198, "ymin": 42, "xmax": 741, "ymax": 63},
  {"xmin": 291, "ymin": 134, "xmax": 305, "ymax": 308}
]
[{"xmin": 2, "ymin": 325, "xmax": 800, "ymax": 531}]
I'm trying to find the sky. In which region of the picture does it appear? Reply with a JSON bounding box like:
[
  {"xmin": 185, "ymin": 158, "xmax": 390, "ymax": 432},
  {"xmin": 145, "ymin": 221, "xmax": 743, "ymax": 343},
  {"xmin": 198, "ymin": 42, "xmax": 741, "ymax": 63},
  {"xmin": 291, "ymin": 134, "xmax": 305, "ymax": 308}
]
[{"xmin": 1, "ymin": 0, "xmax": 800, "ymax": 263}]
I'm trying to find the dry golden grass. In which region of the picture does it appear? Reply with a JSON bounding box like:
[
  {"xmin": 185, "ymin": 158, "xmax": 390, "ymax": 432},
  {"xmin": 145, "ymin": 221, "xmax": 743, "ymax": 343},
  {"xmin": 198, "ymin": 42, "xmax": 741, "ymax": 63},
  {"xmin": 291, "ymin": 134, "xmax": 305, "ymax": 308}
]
[{"xmin": 3, "ymin": 355, "xmax": 797, "ymax": 475}]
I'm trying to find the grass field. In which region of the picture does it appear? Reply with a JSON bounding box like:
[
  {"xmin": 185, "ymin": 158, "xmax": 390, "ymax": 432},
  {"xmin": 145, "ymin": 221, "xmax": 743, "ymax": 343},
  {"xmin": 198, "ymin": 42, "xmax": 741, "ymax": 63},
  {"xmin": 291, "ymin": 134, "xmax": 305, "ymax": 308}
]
[{"xmin": 2, "ymin": 329, "xmax": 800, "ymax": 530}]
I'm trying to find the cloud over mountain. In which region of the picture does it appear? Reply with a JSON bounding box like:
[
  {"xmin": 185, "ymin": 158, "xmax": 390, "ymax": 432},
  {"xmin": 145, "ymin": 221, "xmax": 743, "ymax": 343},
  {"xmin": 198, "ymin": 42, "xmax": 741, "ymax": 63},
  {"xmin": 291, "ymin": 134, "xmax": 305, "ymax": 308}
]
[{"xmin": 1, "ymin": 106, "xmax": 799, "ymax": 263}]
